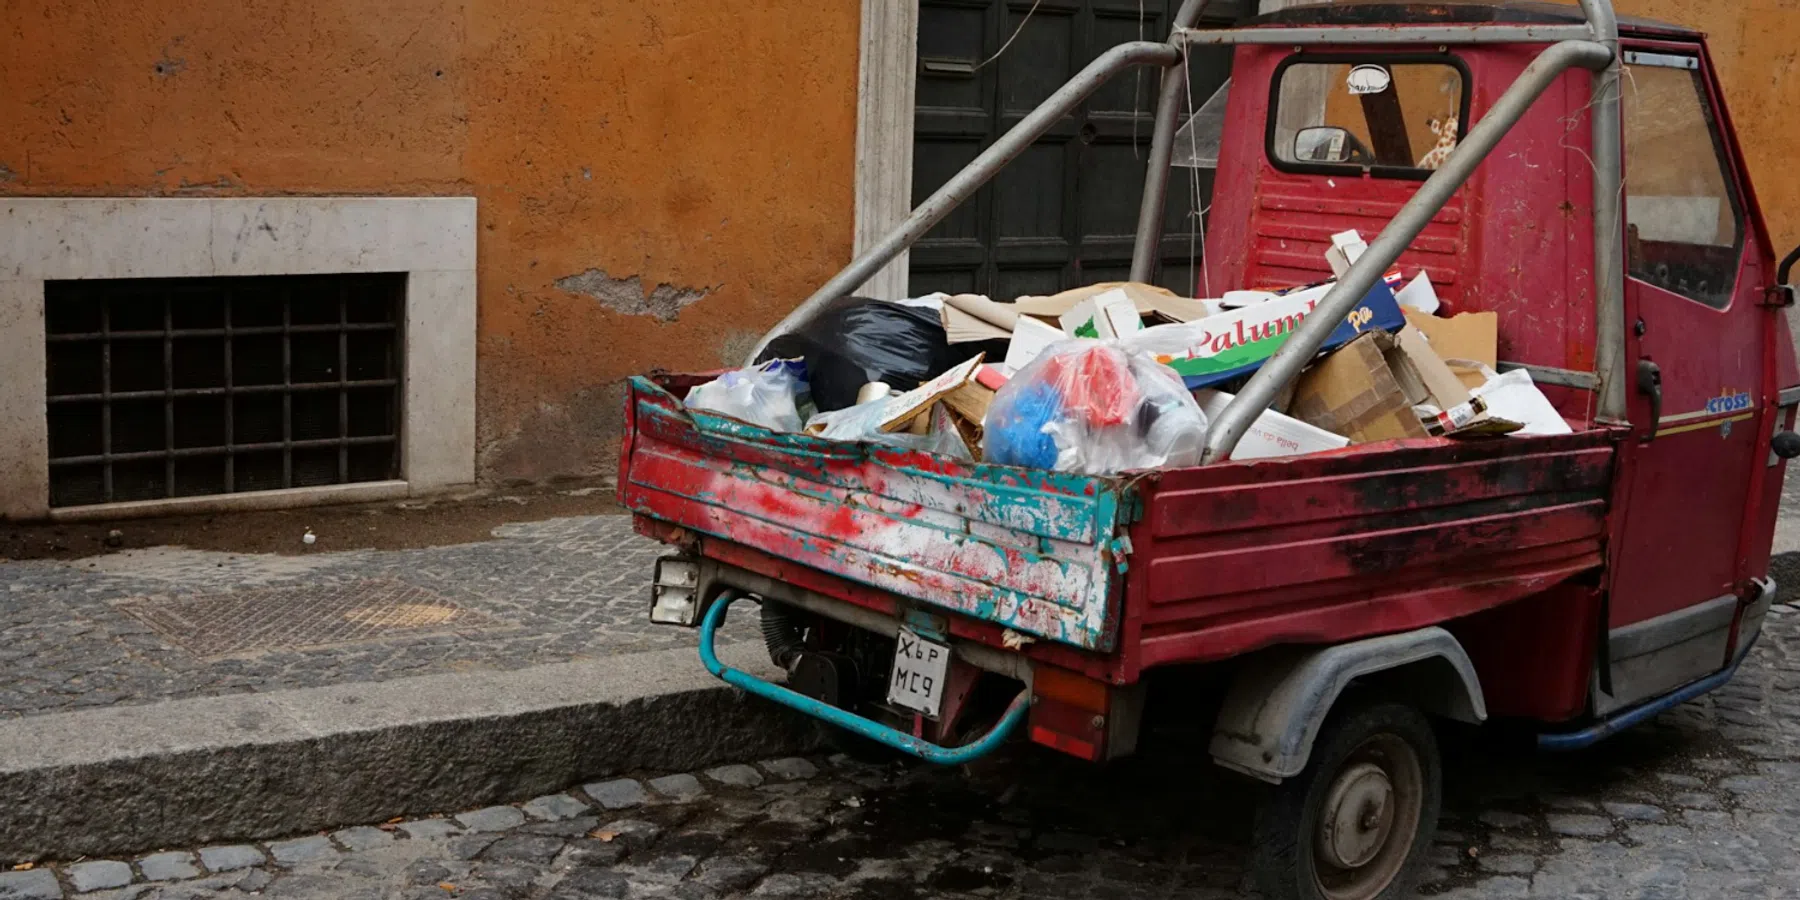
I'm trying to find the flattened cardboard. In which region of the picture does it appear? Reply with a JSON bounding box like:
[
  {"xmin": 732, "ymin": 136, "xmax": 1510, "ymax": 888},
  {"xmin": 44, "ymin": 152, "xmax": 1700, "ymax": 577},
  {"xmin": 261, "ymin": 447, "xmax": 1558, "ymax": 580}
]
[
  {"xmin": 1015, "ymin": 282, "xmax": 1214, "ymax": 324},
  {"xmin": 941, "ymin": 294, "xmax": 1020, "ymax": 343},
  {"xmin": 1290, "ymin": 333, "xmax": 1429, "ymax": 443}
]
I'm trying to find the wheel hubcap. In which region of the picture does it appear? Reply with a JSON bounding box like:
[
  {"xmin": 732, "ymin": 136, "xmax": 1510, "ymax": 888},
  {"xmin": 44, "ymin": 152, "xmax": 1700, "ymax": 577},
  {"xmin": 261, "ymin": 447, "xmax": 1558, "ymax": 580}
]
[
  {"xmin": 1310, "ymin": 733, "xmax": 1425, "ymax": 900},
  {"xmin": 1318, "ymin": 762, "xmax": 1394, "ymax": 869}
]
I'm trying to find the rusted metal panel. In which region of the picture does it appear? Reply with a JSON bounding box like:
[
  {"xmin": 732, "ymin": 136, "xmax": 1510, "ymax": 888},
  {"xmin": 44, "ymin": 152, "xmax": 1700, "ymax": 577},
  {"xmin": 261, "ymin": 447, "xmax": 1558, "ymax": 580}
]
[{"xmin": 619, "ymin": 376, "xmax": 1130, "ymax": 651}]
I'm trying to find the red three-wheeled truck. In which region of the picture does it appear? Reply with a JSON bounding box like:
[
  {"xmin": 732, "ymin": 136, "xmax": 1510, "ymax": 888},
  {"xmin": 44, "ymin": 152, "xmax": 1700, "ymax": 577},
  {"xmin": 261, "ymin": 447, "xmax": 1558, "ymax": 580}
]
[{"xmin": 618, "ymin": 2, "xmax": 1800, "ymax": 897}]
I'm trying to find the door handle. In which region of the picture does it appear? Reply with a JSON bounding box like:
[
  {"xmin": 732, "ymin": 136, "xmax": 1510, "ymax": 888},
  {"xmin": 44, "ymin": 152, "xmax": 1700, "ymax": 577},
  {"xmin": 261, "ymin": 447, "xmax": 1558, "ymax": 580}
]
[{"xmin": 1637, "ymin": 359, "xmax": 1663, "ymax": 442}]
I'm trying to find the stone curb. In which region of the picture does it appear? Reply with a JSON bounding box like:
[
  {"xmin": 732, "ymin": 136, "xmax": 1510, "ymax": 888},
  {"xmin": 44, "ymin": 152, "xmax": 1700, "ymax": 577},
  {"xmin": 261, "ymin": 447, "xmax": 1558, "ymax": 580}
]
[{"xmin": 0, "ymin": 641, "xmax": 820, "ymax": 862}]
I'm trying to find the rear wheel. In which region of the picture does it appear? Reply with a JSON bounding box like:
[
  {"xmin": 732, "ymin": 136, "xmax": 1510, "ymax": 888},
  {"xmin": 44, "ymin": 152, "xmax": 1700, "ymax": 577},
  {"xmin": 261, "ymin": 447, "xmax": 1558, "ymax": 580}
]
[{"xmin": 1249, "ymin": 699, "xmax": 1441, "ymax": 900}]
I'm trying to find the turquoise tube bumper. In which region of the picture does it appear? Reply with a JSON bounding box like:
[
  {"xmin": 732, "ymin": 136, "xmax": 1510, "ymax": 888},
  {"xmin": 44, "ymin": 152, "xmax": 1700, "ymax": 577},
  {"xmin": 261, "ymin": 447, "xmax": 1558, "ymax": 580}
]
[{"xmin": 697, "ymin": 592, "xmax": 1029, "ymax": 765}]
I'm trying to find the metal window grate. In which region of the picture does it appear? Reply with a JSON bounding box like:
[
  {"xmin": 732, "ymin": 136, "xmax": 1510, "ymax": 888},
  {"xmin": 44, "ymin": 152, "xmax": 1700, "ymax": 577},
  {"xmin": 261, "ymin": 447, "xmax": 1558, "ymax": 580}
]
[{"xmin": 44, "ymin": 274, "xmax": 405, "ymax": 507}]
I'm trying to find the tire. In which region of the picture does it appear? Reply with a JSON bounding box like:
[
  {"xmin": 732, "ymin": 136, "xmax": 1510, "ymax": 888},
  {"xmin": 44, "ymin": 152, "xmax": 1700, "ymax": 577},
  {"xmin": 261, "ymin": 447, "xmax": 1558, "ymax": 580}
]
[{"xmin": 1249, "ymin": 698, "xmax": 1442, "ymax": 900}]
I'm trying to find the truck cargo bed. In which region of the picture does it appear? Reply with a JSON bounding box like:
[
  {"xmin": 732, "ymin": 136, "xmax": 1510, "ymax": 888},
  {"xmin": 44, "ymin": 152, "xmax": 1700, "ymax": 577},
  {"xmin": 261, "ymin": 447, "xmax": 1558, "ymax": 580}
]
[{"xmin": 621, "ymin": 373, "xmax": 1619, "ymax": 668}]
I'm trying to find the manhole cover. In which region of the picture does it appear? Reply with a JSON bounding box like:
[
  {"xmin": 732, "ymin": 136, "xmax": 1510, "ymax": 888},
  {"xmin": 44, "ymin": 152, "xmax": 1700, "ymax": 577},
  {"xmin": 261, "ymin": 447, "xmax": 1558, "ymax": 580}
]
[{"xmin": 116, "ymin": 578, "xmax": 505, "ymax": 658}]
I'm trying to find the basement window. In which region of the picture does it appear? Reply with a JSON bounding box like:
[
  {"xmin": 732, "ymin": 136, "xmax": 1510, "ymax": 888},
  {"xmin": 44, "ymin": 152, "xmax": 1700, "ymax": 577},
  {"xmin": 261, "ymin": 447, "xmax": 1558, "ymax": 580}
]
[{"xmin": 44, "ymin": 274, "xmax": 405, "ymax": 508}]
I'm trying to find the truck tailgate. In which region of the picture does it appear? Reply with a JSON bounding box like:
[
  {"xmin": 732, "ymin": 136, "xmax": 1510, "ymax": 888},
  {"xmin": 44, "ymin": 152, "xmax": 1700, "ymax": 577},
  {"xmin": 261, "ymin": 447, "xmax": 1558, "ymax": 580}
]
[{"xmin": 619, "ymin": 375, "xmax": 1131, "ymax": 651}]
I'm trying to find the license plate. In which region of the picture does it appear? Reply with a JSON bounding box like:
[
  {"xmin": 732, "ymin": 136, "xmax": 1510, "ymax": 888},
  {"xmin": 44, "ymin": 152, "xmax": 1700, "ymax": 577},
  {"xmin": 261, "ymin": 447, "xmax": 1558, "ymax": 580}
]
[{"xmin": 886, "ymin": 628, "xmax": 951, "ymax": 718}]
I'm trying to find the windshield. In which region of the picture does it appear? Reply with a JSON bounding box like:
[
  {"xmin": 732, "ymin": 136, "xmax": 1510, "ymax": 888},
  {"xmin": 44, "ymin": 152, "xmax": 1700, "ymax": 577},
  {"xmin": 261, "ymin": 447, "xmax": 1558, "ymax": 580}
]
[{"xmin": 1270, "ymin": 59, "xmax": 1466, "ymax": 175}]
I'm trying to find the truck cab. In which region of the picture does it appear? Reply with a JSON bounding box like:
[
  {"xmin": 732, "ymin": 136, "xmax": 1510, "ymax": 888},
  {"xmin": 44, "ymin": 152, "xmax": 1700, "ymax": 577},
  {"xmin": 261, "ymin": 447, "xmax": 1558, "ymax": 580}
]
[{"xmin": 1204, "ymin": 0, "xmax": 1795, "ymax": 716}]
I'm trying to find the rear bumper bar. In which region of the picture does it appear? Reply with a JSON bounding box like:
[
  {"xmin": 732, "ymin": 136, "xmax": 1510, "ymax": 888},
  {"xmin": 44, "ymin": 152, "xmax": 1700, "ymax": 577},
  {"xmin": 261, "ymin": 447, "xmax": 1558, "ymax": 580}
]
[{"xmin": 698, "ymin": 591, "xmax": 1029, "ymax": 765}]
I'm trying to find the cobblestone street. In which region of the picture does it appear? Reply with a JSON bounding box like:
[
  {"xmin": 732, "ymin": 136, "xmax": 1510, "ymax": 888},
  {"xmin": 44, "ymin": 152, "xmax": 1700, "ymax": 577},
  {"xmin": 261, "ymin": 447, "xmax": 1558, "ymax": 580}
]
[{"xmin": 5, "ymin": 607, "xmax": 1798, "ymax": 899}]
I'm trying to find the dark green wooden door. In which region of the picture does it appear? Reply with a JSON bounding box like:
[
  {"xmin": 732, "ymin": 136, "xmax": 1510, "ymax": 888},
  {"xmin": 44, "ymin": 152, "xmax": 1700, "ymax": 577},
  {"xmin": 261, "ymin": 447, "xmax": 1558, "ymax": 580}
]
[{"xmin": 909, "ymin": 0, "xmax": 1243, "ymax": 300}]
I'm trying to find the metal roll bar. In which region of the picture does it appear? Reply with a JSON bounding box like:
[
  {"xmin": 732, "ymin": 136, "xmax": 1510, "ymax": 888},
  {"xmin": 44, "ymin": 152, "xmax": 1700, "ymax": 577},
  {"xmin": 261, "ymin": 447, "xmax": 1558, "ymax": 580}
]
[
  {"xmin": 750, "ymin": 0, "xmax": 1627, "ymax": 459},
  {"xmin": 1580, "ymin": 0, "xmax": 1627, "ymax": 424},
  {"xmin": 746, "ymin": 40, "xmax": 1182, "ymax": 366},
  {"xmin": 1128, "ymin": 0, "xmax": 1217, "ymax": 284},
  {"xmin": 1172, "ymin": 24, "xmax": 1595, "ymax": 46}
]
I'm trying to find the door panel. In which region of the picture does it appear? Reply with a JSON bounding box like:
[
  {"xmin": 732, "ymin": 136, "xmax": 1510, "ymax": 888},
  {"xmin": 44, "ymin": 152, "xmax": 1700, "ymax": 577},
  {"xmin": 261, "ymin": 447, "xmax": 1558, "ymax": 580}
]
[
  {"xmin": 911, "ymin": 0, "xmax": 1242, "ymax": 300},
  {"xmin": 1604, "ymin": 44, "xmax": 1763, "ymax": 710}
]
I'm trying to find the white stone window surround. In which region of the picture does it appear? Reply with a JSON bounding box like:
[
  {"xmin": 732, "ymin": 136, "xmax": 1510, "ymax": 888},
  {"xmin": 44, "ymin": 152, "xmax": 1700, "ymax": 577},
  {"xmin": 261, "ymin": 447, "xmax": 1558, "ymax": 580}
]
[{"xmin": 0, "ymin": 197, "xmax": 477, "ymax": 521}]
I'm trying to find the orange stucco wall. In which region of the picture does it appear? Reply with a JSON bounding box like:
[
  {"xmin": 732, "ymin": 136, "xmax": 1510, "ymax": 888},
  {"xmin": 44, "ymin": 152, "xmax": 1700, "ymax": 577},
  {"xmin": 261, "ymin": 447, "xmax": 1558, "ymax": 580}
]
[
  {"xmin": 5, "ymin": 2, "xmax": 1793, "ymax": 486},
  {"xmin": 0, "ymin": 1, "xmax": 861, "ymax": 482}
]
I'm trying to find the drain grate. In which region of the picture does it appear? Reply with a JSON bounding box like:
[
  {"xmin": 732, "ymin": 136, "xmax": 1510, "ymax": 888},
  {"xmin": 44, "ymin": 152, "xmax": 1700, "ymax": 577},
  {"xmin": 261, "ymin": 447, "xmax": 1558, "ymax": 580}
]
[{"xmin": 116, "ymin": 578, "xmax": 504, "ymax": 658}]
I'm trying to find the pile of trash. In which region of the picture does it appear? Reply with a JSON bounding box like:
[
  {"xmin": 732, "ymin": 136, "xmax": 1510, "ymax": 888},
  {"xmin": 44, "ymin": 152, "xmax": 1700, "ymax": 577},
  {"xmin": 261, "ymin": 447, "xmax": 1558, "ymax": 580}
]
[{"xmin": 683, "ymin": 229, "xmax": 1571, "ymax": 476}]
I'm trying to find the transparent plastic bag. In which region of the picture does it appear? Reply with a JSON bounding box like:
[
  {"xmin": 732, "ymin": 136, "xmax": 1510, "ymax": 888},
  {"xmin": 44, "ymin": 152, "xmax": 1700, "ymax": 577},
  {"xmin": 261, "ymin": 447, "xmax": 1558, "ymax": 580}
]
[
  {"xmin": 683, "ymin": 359, "xmax": 808, "ymax": 432},
  {"xmin": 982, "ymin": 341, "xmax": 1209, "ymax": 474}
]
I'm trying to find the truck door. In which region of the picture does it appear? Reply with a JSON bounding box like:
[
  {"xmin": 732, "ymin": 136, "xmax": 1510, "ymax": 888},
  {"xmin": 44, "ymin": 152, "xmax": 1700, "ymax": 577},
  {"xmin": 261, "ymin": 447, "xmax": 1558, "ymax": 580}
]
[{"xmin": 1603, "ymin": 44, "xmax": 1770, "ymax": 713}]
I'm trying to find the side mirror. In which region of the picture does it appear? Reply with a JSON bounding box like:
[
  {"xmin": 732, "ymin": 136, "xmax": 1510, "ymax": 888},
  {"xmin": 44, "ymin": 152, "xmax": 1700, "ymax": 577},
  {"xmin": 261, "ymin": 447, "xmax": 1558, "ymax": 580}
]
[
  {"xmin": 1294, "ymin": 126, "xmax": 1376, "ymax": 165},
  {"xmin": 1294, "ymin": 126, "xmax": 1354, "ymax": 163},
  {"xmin": 1771, "ymin": 244, "xmax": 1800, "ymax": 308}
]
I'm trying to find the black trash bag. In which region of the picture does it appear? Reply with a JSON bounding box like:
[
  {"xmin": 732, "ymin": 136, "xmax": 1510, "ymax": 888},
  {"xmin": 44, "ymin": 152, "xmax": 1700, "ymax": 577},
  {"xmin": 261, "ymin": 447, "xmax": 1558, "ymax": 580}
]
[{"xmin": 759, "ymin": 296, "xmax": 963, "ymax": 412}]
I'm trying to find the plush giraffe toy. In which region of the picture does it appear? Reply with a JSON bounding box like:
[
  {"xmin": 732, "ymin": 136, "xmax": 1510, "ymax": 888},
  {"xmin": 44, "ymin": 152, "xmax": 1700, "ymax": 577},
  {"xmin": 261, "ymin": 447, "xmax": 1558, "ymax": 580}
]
[{"xmin": 1416, "ymin": 117, "xmax": 1460, "ymax": 170}]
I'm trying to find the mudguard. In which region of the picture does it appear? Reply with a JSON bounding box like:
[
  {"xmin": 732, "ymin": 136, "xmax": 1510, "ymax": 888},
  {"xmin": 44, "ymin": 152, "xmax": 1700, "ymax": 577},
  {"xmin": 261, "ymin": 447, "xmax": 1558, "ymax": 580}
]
[{"xmin": 1209, "ymin": 626, "xmax": 1486, "ymax": 782}]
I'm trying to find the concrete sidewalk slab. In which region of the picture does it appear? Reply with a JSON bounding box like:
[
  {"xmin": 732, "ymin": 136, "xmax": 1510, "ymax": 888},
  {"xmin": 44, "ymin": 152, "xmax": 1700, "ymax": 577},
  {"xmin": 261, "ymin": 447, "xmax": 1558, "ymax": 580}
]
[
  {"xmin": 0, "ymin": 515, "xmax": 733, "ymax": 721},
  {"xmin": 0, "ymin": 640, "xmax": 818, "ymax": 862}
]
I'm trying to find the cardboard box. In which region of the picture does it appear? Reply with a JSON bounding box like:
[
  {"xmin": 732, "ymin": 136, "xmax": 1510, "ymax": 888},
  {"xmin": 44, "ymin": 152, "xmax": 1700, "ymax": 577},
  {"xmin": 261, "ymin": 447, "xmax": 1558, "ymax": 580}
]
[
  {"xmin": 1290, "ymin": 333, "xmax": 1428, "ymax": 443},
  {"xmin": 1195, "ymin": 390, "xmax": 1350, "ymax": 460},
  {"xmin": 943, "ymin": 379, "xmax": 997, "ymax": 427},
  {"xmin": 1015, "ymin": 282, "xmax": 1214, "ymax": 325},
  {"xmin": 1059, "ymin": 288, "xmax": 1145, "ymax": 340},
  {"xmin": 1403, "ymin": 309, "xmax": 1497, "ymax": 392},
  {"xmin": 1002, "ymin": 316, "xmax": 1066, "ymax": 373},
  {"xmin": 1325, "ymin": 230, "xmax": 1369, "ymax": 278},
  {"xmin": 1129, "ymin": 280, "xmax": 1408, "ymax": 390},
  {"xmin": 1386, "ymin": 326, "xmax": 1471, "ymax": 412}
]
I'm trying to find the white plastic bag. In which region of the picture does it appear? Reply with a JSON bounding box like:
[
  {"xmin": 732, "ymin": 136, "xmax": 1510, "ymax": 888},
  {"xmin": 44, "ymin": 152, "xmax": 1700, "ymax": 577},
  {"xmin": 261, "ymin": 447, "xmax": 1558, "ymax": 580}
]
[
  {"xmin": 683, "ymin": 359, "xmax": 808, "ymax": 432},
  {"xmin": 983, "ymin": 340, "xmax": 1208, "ymax": 474},
  {"xmin": 1456, "ymin": 362, "xmax": 1573, "ymax": 436}
]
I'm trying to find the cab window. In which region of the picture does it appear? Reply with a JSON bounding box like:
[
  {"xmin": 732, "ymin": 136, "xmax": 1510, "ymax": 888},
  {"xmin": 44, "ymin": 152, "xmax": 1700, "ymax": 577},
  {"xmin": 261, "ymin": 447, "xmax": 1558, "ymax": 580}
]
[
  {"xmin": 1623, "ymin": 53, "xmax": 1744, "ymax": 309},
  {"xmin": 1269, "ymin": 58, "xmax": 1466, "ymax": 177}
]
